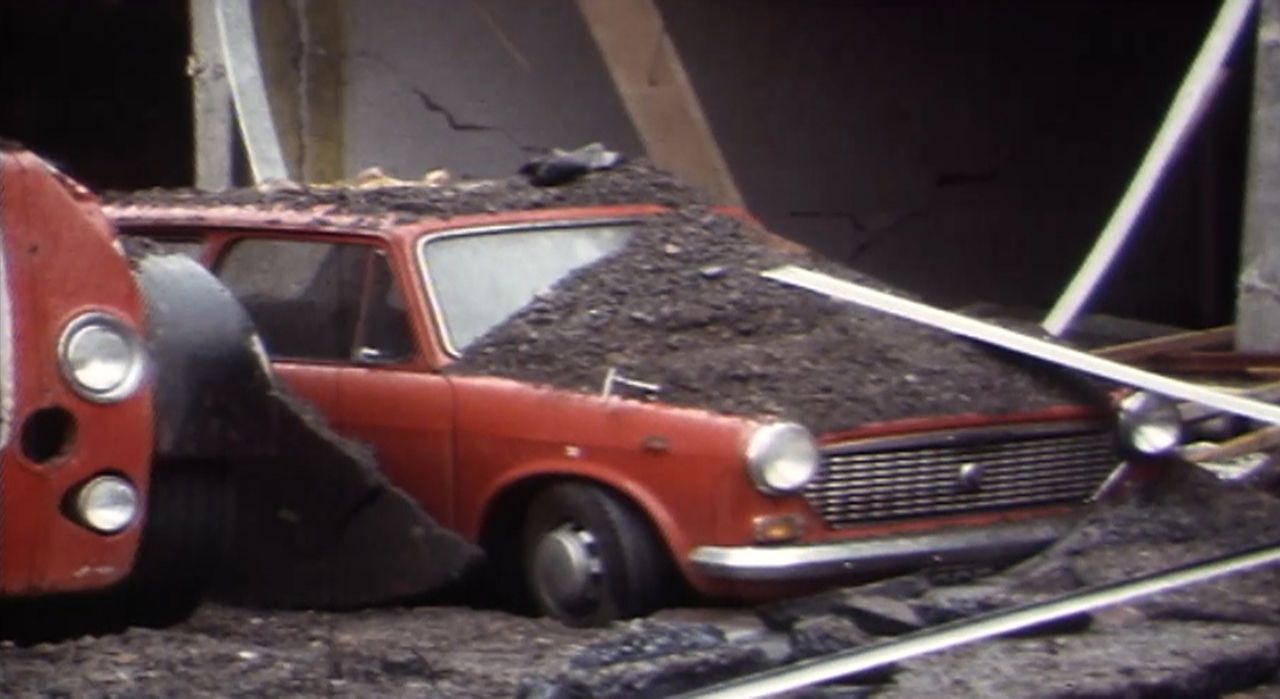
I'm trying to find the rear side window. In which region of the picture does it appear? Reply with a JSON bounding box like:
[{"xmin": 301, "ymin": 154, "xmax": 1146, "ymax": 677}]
[{"xmin": 217, "ymin": 239, "xmax": 413, "ymax": 363}]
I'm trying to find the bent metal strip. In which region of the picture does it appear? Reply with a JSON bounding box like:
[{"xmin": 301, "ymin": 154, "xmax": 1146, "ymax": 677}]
[{"xmin": 680, "ymin": 540, "xmax": 1280, "ymax": 698}]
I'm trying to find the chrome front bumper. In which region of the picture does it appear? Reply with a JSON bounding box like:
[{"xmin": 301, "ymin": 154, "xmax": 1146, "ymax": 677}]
[{"xmin": 688, "ymin": 519, "xmax": 1072, "ymax": 582}]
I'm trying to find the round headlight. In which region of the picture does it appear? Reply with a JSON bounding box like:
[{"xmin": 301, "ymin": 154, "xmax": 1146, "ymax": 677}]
[
  {"xmin": 58, "ymin": 313, "xmax": 147, "ymax": 403},
  {"xmin": 1118, "ymin": 391, "xmax": 1182, "ymax": 455},
  {"xmin": 75, "ymin": 475, "xmax": 139, "ymax": 534},
  {"xmin": 747, "ymin": 422, "xmax": 820, "ymax": 495}
]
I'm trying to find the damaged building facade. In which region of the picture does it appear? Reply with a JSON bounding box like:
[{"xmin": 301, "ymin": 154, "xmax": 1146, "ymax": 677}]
[{"xmin": 1, "ymin": 0, "xmax": 1277, "ymax": 339}]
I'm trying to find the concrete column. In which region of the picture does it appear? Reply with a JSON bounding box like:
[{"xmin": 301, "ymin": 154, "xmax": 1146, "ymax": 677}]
[
  {"xmin": 296, "ymin": 0, "xmax": 345, "ymax": 183},
  {"xmin": 1237, "ymin": 0, "xmax": 1280, "ymax": 350},
  {"xmin": 189, "ymin": 0, "xmax": 234, "ymax": 189},
  {"xmin": 249, "ymin": 0, "xmax": 346, "ymax": 183}
]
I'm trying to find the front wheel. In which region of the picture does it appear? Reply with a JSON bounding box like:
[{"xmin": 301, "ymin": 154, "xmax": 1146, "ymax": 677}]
[{"xmin": 522, "ymin": 482, "xmax": 672, "ymax": 626}]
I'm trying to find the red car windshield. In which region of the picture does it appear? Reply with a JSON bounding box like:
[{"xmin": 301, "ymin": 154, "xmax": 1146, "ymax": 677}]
[{"xmin": 417, "ymin": 222, "xmax": 633, "ymax": 354}]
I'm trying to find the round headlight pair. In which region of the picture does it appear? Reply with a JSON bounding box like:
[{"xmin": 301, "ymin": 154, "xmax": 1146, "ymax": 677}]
[
  {"xmin": 747, "ymin": 422, "xmax": 820, "ymax": 495},
  {"xmin": 1118, "ymin": 391, "xmax": 1182, "ymax": 455},
  {"xmin": 58, "ymin": 312, "xmax": 147, "ymax": 403}
]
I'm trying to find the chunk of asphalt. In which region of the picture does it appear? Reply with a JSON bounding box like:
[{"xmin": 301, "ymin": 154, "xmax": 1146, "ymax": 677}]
[
  {"xmin": 530, "ymin": 619, "xmax": 776, "ymax": 698},
  {"xmin": 756, "ymin": 591, "xmax": 846, "ymax": 631},
  {"xmin": 788, "ymin": 615, "xmax": 876, "ymax": 661},
  {"xmin": 830, "ymin": 594, "xmax": 925, "ymax": 637},
  {"xmin": 910, "ymin": 584, "xmax": 1091, "ymax": 637}
]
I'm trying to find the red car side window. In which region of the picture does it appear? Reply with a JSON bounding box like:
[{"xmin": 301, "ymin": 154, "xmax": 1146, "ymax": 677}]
[{"xmin": 218, "ymin": 239, "xmax": 367, "ymax": 361}]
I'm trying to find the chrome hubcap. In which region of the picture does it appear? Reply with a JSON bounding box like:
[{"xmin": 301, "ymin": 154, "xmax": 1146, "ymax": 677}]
[{"xmin": 532, "ymin": 523, "xmax": 602, "ymax": 613}]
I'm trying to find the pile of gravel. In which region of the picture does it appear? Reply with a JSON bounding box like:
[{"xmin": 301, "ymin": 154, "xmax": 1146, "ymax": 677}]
[
  {"xmin": 444, "ymin": 203, "xmax": 1100, "ymax": 434},
  {"xmin": 113, "ymin": 161, "xmax": 1100, "ymax": 435}
]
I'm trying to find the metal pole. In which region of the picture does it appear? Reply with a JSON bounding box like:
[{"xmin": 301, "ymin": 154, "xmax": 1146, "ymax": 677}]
[
  {"xmin": 215, "ymin": 0, "xmax": 290, "ymax": 183},
  {"xmin": 681, "ymin": 541, "xmax": 1280, "ymax": 698},
  {"xmin": 1042, "ymin": 0, "xmax": 1255, "ymax": 336},
  {"xmin": 766, "ymin": 265, "xmax": 1280, "ymax": 425}
]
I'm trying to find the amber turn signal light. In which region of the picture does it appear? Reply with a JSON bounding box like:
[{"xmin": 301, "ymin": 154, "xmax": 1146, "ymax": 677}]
[{"xmin": 753, "ymin": 514, "xmax": 806, "ymax": 544}]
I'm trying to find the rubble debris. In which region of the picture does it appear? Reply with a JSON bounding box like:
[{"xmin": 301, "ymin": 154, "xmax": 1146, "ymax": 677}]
[
  {"xmin": 110, "ymin": 159, "xmax": 706, "ymax": 223},
  {"xmin": 828, "ymin": 594, "xmax": 925, "ymax": 637},
  {"xmin": 520, "ymin": 143, "xmax": 625, "ymax": 186},
  {"xmin": 787, "ymin": 616, "xmax": 874, "ymax": 661},
  {"xmin": 449, "ymin": 208, "xmax": 1097, "ymax": 434},
  {"xmin": 524, "ymin": 620, "xmax": 772, "ymax": 699},
  {"xmin": 7, "ymin": 467, "xmax": 1280, "ymax": 698}
]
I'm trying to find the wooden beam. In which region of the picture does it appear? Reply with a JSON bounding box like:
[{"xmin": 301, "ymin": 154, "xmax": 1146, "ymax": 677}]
[
  {"xmin": 1142, "ymin": 350, "xmax": 1280, "ymax": 373},
  {"xmin": 1094, "ymin": 326, "xmax": 1235, "ymax": 362},
  {"xmin": 576, "ymin": 0, "xmax": 744, "ymax": 206},
  {"xmin": 1185, "ymin": 425, "xmax": 1280, "ymax": 462}
]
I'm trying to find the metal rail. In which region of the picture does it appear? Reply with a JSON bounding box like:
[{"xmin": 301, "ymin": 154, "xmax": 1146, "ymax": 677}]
[
  {"xmin": 679, "ymin": 540, "xmax": 1280, "ymax": 698},
  {"xmin": 1042, "ymin": 0, "xmax": 1256, "ymax": 335}
]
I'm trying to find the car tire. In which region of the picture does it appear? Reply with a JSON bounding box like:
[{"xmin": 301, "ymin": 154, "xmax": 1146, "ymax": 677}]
[
  {"xmin": 124, "ymin": 462, "xmax": 234, "ymax": 626},
  {"xmin": 522, "ymin": 482, "xmax": 671, "ymax": 627}
]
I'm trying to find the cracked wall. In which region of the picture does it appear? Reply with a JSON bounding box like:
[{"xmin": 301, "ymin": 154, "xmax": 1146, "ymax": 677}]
[
  {"xmin": 330, "ymin": 0, "xmax": 1243, "ymax": 328},
  {"xmin": 660, "ymin": 0, "xmax": 1247, "ymax": 327},
  {"xmin": 340, "ymin": 0, "xmax": 642, "ymax": 180}
]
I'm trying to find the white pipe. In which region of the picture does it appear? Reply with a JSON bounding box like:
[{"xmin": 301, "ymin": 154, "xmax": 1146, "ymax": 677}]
[
  {"xmin": 683, "ymin": 541, "xmax": 1280, "ymax": 698},
  {"xmin": 215, "ymin": 0, "xmax": 289, "ymax": 183},
  {"xmin": 1042, "ymin": 0, "xmax": 1256, "ymax": 336},
  {"xmin": 766, "ymin": 265, "xmax": 1280, "ymax": 425}
]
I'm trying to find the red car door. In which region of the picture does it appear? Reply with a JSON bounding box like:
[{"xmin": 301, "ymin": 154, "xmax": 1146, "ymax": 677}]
[
  {"xmin": 216, "ymin": 236, "xmax": 456, "ymax": 528},
  {"xmin": 330, "ymin": 248, "xmax": 457, "ymax": 529}
]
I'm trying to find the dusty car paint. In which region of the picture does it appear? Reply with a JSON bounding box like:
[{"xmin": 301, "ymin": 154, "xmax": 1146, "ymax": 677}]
[
  {"xmin": 108, "ymin": 198, "xmax": 1144, "ymax": 618},
  {"xmin": 0, "ymin": 151, "xmax": 152, "ymax": 595}
]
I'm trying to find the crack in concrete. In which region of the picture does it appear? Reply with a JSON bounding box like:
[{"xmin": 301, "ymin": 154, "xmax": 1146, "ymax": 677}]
[
  {"xmin": 352, "ymin": 50, "xmax": 543, "ymax": 154},
  {"xmin": 789, "ymin": 206, "xmax": 928, "ymax": 263},
  {"xmin": 409, "ymin": 88, "xmax": 497, "ymax": 133}
]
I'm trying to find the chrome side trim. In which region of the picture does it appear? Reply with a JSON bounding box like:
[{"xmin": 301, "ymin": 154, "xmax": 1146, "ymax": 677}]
[{"xmin": 688, "ymin": 519, "xmax": 1071, "ymax": 582}]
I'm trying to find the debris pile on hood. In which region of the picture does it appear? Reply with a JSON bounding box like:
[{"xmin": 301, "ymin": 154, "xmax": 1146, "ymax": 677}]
[{"xmin": 443, "ymin": 173, "xmax": 1097, "ymax": 434}]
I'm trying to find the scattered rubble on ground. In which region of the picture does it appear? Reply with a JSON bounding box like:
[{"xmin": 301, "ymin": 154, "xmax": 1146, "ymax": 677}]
[
  {"xmin": 69, "ymin": 165, "xmax": 1280, "ymax": 696},
  {"xmin": 7, "ymin": 466, "xmax": 1274, "ymax": 697}
]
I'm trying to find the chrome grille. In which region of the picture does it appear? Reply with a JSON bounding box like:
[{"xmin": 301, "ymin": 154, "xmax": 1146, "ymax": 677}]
[{"xmin": 805, "ymin": 424, "xmax": 1118, "ymax": 527}]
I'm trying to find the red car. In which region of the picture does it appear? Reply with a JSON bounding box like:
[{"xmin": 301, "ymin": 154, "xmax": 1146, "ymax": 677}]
[{"xmin": 108, "ymin": 173, "xmax": 1179, "ymax": 625}]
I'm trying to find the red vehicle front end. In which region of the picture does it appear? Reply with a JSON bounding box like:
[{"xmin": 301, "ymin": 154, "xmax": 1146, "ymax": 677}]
[{"xmin": 0, "ymin": 149, "xmax": 151, "ymax": 597}]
